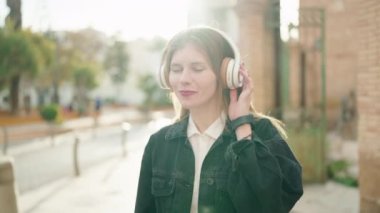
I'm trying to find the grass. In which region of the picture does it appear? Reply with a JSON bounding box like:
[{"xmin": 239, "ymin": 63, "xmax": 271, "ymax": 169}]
[{"xmin": 327, "ymin": 159, "xmax": 358, "ymax": 187}]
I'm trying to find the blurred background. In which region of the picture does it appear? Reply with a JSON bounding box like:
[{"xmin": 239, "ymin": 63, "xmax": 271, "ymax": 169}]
[{"xmin": 0, "ymin": 0, "xmax": 379, "ymax": 212}]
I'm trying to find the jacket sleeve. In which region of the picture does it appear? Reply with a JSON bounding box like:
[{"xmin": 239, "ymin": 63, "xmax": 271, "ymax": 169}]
[
  {"xmin": 135, "ymin": 135, "xmax": 156, "ymax": 213},
  {"xmin": 226, "ymin": 118, "xmax": 303, "ymax": 213}
]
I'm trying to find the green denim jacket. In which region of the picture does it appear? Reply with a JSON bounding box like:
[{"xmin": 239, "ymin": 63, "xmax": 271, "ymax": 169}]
[{"xmin": 135, "ymin": 115, "xmax": 303, "ymax": 213}]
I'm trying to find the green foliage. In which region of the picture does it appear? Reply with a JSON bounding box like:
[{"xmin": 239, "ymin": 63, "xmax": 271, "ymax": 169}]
[
  {"xmin": 137, "ymin": 73, "xmax": 171, "ymax": 109},
  {"xmin": 327, "ymin": 160, "xmax": 358, "ymax": 187},
  {"xmin": 0, "ymin": 27, "xmax": 57, "ymax": 113},
  {"xmin": 0, "ymin": 30, "xmax": 40, "ymax": 79},
  {"xmin": 36, "ymin": 29, "xmax": 104, "ymax": 89},
  {"xmin": 0, "ymin": 79, "xmax": 7, "ymax": 91},
  {"xmin": 73, "ymin": 65, "xmax": 98, "ymax": 89},
  {"xmin": 104, "ymin": 39, "xmax": 129, "ymax": 83},
  {"xmin": 39, "ymin": 104, "xmax": 59, "ymax": 123},
  {"xmin": 149, "ymin": 36, "xmax": 167, "ymax": 52},
  {"xmin": 0, "ymin": 28, "xmax": 55, "ymax": 79}
]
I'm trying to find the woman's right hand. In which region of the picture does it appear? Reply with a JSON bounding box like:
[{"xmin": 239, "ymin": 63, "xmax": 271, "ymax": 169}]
[{"xmin": 228, "ymin": 63, "xmax": 253, "ymax": 121}]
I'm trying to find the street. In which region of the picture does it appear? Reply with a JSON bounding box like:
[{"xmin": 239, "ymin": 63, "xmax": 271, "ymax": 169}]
[{"xmin": 11, "ymin": 122, "xmax": 156, "ymax": 194}]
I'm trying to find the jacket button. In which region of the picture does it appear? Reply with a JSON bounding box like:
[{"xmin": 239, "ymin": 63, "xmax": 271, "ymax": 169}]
[{"xmin": 206, "ymin": 178, "xmax": 214, "ymax": 185}]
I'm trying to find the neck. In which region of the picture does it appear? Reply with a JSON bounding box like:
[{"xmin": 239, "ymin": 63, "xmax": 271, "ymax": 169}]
[{"xmin": 190, "ymin": 107, "xmax": 222, "ymax": 133}]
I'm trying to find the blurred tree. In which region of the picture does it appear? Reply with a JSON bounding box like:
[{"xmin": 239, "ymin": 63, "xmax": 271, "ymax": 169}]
[
  {"xmin": 36, "ymin": 28, "xmax": 106, "ymax": 105},
  {"xmin": 6, "ymin": 0, "xmax": 22, "ymax": 30},
  {"xmin": 138, "ymin": 73, "xmax": 171, "ymax": 110},
  {"xmin": 73, "ymin": 65, "xmax": 98, "ymax": 89},
  {"xmin": 103, "ymin": 38, "xmax": 129, "ymax": 83},
  {"xmin": 149, "ymin": 36, "xmax": 167, "ymax": 52},
  {"xmin": 0, "ymin": 27, "xmax": 54, "ymax": 114},
  {"xmin": 0, "ymin": 29, "xmax": 6, "ymax": 92},
  {"xmin": 38, "ymin": 31, "xmax": 78, "ymax": 105},
  {"xmin": 72, "ymin": 65, "xmax": 99, "ymax": 115},
  {"xmin": 65, "ymin": 28, "xmax": 107, "ymax": 63},
  {"xmin": 3, "ymin": 0, "xmax": 22, "ymax": 114}
]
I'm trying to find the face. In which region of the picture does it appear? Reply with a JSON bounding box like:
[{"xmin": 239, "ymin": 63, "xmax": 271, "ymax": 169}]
[{"xmin": 168, "ymin": 43, "xmax": 221, "ymax": 112}]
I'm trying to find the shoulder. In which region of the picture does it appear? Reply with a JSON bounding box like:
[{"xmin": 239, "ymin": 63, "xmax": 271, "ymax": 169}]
[
  {"xmin": 149, "ymin": 124, "xmax": 173, "ymax": 141},
  {"xmin": 143, "ymin": 124, "xmax": 172, "ymax": 155},
  {"xmin": 253, "ymin": 117, "xmax": 283, "ymax": 141},
  {"xmin": 146, "ymin": 118, "xmax": 187, "ymax": 146}
]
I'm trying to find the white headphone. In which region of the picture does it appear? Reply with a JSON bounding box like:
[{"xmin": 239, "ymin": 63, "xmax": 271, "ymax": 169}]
[{"xmin": 158, "ymin": 26, "xmax": 242, "ymax": 89}]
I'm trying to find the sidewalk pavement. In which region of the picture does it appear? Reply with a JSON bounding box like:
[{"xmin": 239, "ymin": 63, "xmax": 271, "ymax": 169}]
[
  {"xmin": 2, "ymin": 106, "xmax": 146, "ymax": 144},
  {"xmin": 292, "ymin": 181, "xmax": 359, "ymax": 213},
  {"xmin": 2, "ymin": 106, "xmax": 159, "ymax": 156},
  {"xmin": 17, "ymin": 141, "xmax": 360, "ymax": 213},
  {"xmin": 18, "ymin": 151, "xmax": 360, "ymax": 213},
  {"xmin": 9, "ymin": 109, "xmax": 360, "ymax": 213},
  {"xmin": 15, "ymin": 111, "xmax": 173, "ymax": 213},
  {"xmin": 18, "ymin": 150, "xmax": 144, "ymax": 213}
]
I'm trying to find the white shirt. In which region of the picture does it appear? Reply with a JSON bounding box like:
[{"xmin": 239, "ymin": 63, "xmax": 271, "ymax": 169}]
[{"xmin": 187, "ymin": 114, "xmax": 226, "ymax": 213}]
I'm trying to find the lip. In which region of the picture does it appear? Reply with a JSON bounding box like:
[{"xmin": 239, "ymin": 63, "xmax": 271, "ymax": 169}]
[{"xmin": 179, "ymin": 90, "xmax": 197, "ymax": 97}]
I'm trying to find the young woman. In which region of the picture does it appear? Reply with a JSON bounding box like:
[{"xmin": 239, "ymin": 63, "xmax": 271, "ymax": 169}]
[{"xmin": 135, "ymin": 26, "xmax": 303, "ymax": 213}]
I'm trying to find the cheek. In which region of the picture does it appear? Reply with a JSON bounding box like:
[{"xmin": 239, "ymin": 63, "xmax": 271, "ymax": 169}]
[
  {"xmin": 168, "ymin": 73, "xmax": 176, "ymax": 88},
  {"xmin": 204, "ymin": 74, "xmax": 218, "ymax": 89}
]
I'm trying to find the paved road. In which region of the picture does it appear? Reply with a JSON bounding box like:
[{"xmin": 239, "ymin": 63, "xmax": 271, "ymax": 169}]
[
  {"xmin": 11, "ymin": 122, "xmax": 151, "ymax": 194},
  {"xmin": 18, "ymin": 118, "xmax": 171, "ymax": 213},
  {"xmin": 9, "ymin": 113, "xmax": 174, "ymax": 194}
]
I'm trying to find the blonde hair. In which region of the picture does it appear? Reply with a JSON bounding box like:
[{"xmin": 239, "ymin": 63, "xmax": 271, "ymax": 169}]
[{"xmin": 161, "ymin": 27, "xmax": 287, "ymax": 139}]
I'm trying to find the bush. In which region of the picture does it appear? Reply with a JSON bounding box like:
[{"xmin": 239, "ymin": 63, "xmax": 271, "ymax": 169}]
[
  {"xmin": 40, "ymin": 104, "xmax": 59, "ymax": 123},
  {"xmin": 327, "ymin": 160, "xmax": 358, "ymax": 187}
]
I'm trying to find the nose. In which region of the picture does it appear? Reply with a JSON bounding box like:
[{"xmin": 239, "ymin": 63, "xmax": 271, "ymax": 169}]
[{"xmin": 179, "ymin": 69, "xmax": 191, "ymax": 85}]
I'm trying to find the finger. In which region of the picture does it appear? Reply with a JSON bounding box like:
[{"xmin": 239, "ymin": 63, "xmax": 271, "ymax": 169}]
[
  {"xmin": 239, "ymin": 70, "xmax": 253, "ymax": 93},
  {"xmin": 239, "ymin": 70, "xmax": 250, "ymax": 85},
  {"xmin": 230, "ymin": 89, "xmax": 238, "ymax": 103}
]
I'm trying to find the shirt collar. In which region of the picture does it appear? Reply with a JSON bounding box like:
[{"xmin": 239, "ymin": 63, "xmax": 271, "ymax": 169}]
[{"xmin": 187, "ymin": 113, "xmax": 226, "ymax": 140}]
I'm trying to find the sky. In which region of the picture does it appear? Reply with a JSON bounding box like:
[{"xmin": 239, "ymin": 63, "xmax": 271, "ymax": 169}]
[
  {"xmin": 0, "ymin": 0, "xmax": 189, "ymax": 41},
  {"xmin": 0, "ymin": 0, "xmax": 298, "ymax": 41}
]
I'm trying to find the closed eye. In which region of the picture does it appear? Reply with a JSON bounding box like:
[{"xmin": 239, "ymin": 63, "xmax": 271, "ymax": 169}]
[
  {"xmin": 193, "ymin": 67, "xmax": 205, "ymax": 72},
  {"xmin": 170, "ymin": 64, "xmax": 183, "ymax": 73},
  {"xmin": 191, "ymin": 63, "xmax": 206, "ymax": 72}
]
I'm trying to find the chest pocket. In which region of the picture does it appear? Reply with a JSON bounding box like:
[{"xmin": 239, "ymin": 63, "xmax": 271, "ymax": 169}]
[{"xmin": 152, "ymin": 176, "xmax": 176, "ymax": 212}]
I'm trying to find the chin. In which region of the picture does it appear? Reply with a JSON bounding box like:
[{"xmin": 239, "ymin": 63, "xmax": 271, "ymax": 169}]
[{"xmin": 178, "ymin": 101, "xmax": 198, "ymax": 110}]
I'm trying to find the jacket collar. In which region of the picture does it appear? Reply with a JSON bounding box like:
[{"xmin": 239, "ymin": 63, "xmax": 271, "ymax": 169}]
[
  {"xmin": 165, "ymin": 116, "xmax": 189, "ymax": 140},
  {"xmin": 165, "ymin": 115, "xmax": 234, "ymax": 141}
]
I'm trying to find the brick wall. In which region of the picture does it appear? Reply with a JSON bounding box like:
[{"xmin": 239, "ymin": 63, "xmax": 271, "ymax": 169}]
[
  {"xmin": 356, "ymin": 0, "xmax": 380, "ymax": 211},
  {"xmin": 297, "ymin": 0, "xmax": 359, "ymax": 128},
  {"xmin": 236, "ymin": 0, "xmax": 276, "ymax": 113}
]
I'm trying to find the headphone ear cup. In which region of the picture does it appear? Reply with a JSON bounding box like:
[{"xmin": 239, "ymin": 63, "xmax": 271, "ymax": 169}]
[
  {"xmin": 222, "ymin": 57, "xmax": 239, "ymax": 89},
  {"xmin": 220, "ymin": 58, "xmax": 230, "ymax": 88}
]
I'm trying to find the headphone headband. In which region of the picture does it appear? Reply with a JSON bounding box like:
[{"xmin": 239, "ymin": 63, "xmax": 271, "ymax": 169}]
[
  {"xmin": 158, "ymin": 26, "xmax": 242, "ymax": 89},
  {"xmin": 204, "ymin": 27, "xmax": 241, "ymax": 76}
]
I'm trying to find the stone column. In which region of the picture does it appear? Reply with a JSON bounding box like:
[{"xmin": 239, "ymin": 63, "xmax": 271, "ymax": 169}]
[
  {"xmin": 357, "ymin": 0, "xmax": 380, "ymax": 212},
  {"xmin": 236, "ymin": 0, "xmax": 276, "ymax": 112},
  {"xmin": 0, "ymin": 157, "xmax": 19, "ymax": 213}
]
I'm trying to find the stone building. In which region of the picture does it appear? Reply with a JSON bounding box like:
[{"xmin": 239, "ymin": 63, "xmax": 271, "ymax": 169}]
[{"xmin": 189, "ymin": 0, "xmax": 380, "ymax": 211}]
